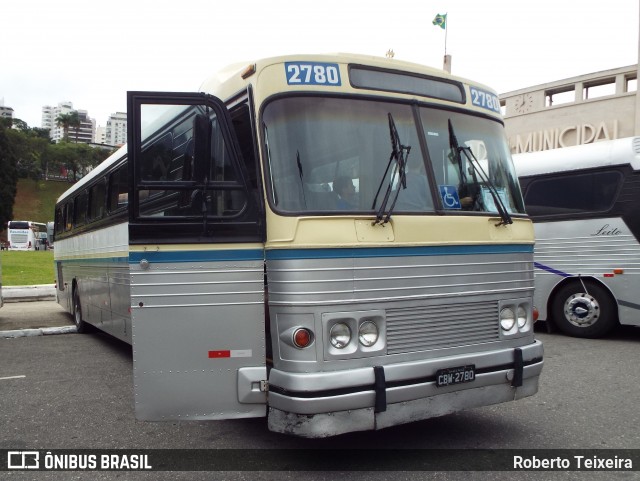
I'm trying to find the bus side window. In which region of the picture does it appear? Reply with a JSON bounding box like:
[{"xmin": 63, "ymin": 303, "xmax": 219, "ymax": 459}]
[
  {"xmin": 55, "ymin": 208, "xmax": 64, "ymax": 234},
  {"xmin": 524, "ymin": 170, "xmax": 621, "ymax": 217},
  {"xmin": 75, "ymin": 191, "xmax": 88, "ymax": 227},
  {"xmin": 89, "ymin": 180, "xmax": 106, "ymax": 221},
  {"xmin": 108, "ymin": 164, "xmax": 128, "ymax": 211},
  {"xmin": 64, "ymin": 201, "xmax": 74, "ymax": 231},
  {"xmin": 137, "ymin": 108, "xmax": 249, "ymax": 219},
  {"xmin": 141, "ymin": 133, "xmax": 173, "ymax": 181}
]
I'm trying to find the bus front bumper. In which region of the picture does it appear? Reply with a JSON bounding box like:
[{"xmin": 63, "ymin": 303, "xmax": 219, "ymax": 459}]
[{"xmin": 267, "ymin": 340, "xmax": 544, "ymax": 438}]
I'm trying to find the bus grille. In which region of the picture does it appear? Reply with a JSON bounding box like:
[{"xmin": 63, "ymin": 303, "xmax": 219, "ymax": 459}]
[{"xmin": 385, "ymin": 301, "xmax": 500, "ymax": 354}]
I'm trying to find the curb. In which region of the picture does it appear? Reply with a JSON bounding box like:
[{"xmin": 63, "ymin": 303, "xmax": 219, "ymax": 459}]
[
  {"xmin": 1, "ymin": 285, "xmax": 70, "ymax": 337},
  {"xmin": 2, "ymin": 284, "xmax": 56, "ymax": 303},
  {"xmin": 1, "ymin": 325, "xmax": 78, "ymax": 338}
]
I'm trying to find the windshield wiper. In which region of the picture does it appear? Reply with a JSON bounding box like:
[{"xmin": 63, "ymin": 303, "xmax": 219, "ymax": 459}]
[
  {"xmin": 263, "ymin": 123, "xmax": 278, "ymax": 206},
  {"xmin": 371, "ymin": 113, "xmax": 411, "ymax": 225},
  {"xmin": 447, "ymin": 119, "xmax": 512, "ymax": 226},
  {"xmin": 296, "ymin": 150, "xmax": 307, "ymax": 208}
]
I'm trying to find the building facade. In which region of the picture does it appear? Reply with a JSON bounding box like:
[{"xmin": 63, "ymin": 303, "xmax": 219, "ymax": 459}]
[
  {"xmin": 500, "ymin": 65, "xmax": 640, "ymax": 154},
  {"xmin": 95, "ymin": 125, "xmax": 106, "ymax": 144},
  {"xmin": 0, "ymin": 104, "xmax": 14, "ymax": 122},
  {"xmin": 105, "ymin": 112, "xmax": 127, "ymax": 146},
  {"xmin": 41, "ymin": 101, "xmax": 96, "ymax": 144}
]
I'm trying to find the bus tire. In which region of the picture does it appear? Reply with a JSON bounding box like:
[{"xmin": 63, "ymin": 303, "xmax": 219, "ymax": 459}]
[
  {"xmin": 551, "ymin": 281, "xmax": 617, "ymax": 338},
  {"xmin": 72, "ymin": 287, "xmax": 90, "ymax": 334}
]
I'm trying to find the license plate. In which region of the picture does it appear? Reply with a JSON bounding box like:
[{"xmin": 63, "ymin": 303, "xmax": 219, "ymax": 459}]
[{"xmin": 435, "ymin": 365, "xmax": 476, "ymax": 387}]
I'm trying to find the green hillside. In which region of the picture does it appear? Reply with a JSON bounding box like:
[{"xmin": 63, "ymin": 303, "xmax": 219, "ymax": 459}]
[
  {"xmin": 0, "ymin": 179, "xmax": 71, "ymax": 285},
  {"xmin": 1, "ymin": 179, "xmax": 70, "ymax": 242},
  {"xmin": 12, "ymin": 178, "xmax": 70, "ymax": 224}
]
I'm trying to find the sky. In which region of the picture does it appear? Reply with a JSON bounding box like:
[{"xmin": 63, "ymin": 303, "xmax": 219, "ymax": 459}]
[{"xmin": 2, "ymin": 0, "xmax": 638, "ymax": 128}]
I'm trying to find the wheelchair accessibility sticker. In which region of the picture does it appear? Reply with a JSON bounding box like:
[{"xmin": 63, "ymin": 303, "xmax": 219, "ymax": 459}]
[{"xmin": 439, "ymin": 185, "xmax": 461, "ymax": 209}]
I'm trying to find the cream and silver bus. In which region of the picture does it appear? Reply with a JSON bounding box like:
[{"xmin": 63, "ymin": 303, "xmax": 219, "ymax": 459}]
[
  {"xmin": 54, "ymin": 53, "xmax": 543, "ymax": 437},
  {"xmin": 515, "ymin": 137, "xmax": 640, "ymax": 338}
]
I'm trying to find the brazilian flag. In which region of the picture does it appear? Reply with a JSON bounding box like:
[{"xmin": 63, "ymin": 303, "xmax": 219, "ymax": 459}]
[{"xmin": 433, "ymin": 13, "xmax": 447, "ymax": 29}]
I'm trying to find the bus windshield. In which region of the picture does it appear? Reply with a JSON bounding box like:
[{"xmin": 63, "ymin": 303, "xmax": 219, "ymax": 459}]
[{"xmin": 263, "ymin": 96, "xmax": 525, "ymax": 216}]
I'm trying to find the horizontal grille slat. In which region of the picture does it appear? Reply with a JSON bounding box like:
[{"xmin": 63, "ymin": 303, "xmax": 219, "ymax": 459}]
[{"xmin": 386, "ymin": 301, "xmax": 499, "ymax": 354}]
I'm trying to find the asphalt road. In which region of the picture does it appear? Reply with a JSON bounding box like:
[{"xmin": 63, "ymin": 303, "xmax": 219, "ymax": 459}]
[
  {"xmin": 0, "ymin": 300, "xmax": 72, "ymax": 331},
  {"xmin": 1, "ymin": 300, "xmax": 639, "ymax": 480}
]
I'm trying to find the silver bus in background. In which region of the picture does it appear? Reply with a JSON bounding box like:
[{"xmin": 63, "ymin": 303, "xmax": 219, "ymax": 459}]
[{"xmin": 514, "ymin": 137, "xmax": 640, "ymax": 338}]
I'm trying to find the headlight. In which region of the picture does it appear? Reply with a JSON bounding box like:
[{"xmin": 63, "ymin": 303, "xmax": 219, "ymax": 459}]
[
  {"xmin": 517, "ymin": 306, "xmax": 528, "ymax": 329},
  {"xmin": 500, "ymin": 308, "xmax": 516, "ymax": 331},
  {"xmin": 330, "ymin": 322, "xmax": 351, "ymax": 349},
  {"xmin": 358, "ymin": 320, "xmax": 379, "ymax": 347}
]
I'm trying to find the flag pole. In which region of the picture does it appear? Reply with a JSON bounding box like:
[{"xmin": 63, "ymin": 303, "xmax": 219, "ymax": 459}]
[
  {"xmin": 443, "ymin": 13, "xmax": 451, "ymax": 73},
  {"xmin": 444, "ymin": 14, "xmax": 448, "ymax": 57},
  {"xmin": 433, "ymin": 13, "xmax": 451, "ymax": 72}
]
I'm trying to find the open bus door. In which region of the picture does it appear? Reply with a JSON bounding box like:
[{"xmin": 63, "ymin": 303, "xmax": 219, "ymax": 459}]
[{"xmin": 127, "ymin": 92, "xmax": 266, "ymax": 421}]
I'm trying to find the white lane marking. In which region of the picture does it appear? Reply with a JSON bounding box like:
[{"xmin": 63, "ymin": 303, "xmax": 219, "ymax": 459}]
[{"xmin": 0, "ymin": 375, "xmax": 26, "ymax": 381}]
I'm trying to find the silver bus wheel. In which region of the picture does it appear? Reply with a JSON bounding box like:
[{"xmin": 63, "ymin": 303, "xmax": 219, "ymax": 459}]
[{"xmin": 551, "ymin": 281, "xmax": 617, "ymax": 338}]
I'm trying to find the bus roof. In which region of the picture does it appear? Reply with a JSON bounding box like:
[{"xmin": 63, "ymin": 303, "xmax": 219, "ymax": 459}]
[
  {"xmin": 513, "ymin": 137, "xmax": 640, "ymax": 177},
  {"xmin": 198, "ymin": 52, "xmax": 500, "ymax": 111}
]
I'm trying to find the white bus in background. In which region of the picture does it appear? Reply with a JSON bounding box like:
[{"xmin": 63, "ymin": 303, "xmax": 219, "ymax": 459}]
[
  {"xmin": 514, "ymin": 137, "xmax": 640, "ymax": 338},
  {"xmin": 7, "ymin": 221, "xmax": 48, "ymax": 251}
]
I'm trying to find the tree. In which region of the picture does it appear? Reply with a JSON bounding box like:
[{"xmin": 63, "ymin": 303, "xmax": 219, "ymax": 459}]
[
  {"xmin": 47, "ymin": 142, "xmax": 113, "ymax": 182},
  {"xmin": 55, "ymin": 113, "xmax": 72, "ymax": 142},
  {"xmin": 7, "ymin": 128, "xmax": 41, "ymax": 180},
  {"xmin": 30, "ymin": 127, "xmax": 51, "ymax": 140},
  {"xmin": 12, "ymin": 118, "xmax": 29, "ymax": 132},
  {"xmin": 68, "ymin": 110, "xmax": 81, "ymax": 143},
  {"xmin": 0, "ymin": 120, "xmax": 19, "ymax": 228}
]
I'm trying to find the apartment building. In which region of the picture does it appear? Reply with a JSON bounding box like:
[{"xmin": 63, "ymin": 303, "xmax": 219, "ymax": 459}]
[
  {"xmin": 41, "ymin": 101, "xmax": 96, "ymax": 144},
  {"xmin": 105, "ymin": 112, "xmax": 127, "ymax": 146},
  {"xmin": 0, "ymin": 103, "xmax": 14, "ymax": 121},
  {"xmin": 95, "ymin": 125, "xmax": 106, "ymax": 144}
]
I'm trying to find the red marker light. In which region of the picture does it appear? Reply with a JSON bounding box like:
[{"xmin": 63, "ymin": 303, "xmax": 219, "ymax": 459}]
[
  {"xmin": 293, "ymin": 328, "xmax": 312, "ymax": 348},
  {"xmin": 209, "ymin": 350, "xmax": 231, "ymax": 358}
]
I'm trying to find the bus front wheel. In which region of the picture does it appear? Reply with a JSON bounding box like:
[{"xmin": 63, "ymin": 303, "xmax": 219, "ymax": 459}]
[
  {"xmin": 551, "ymin": 281, "xmax": 617, "ymax": 338},
  {"xmin": 72, "ymin": 288, "xmax": 90, "ymax": 334}
]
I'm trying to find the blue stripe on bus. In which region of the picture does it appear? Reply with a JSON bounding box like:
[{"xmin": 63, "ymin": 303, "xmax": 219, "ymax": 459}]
[
  {"xmin": 533, "ymin": 262, "xmax": 570, "ymax": 277},
  {"xmin": 128, "ymin": 249, "xmax": 264, "ymax": 264},
  {"xmin": 266, "ymin": 244, "xmax": 533, "ymax": 260},
  {"xmin": 125, "ymin": 244, "xmax": 532, "ymax": 264}
]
